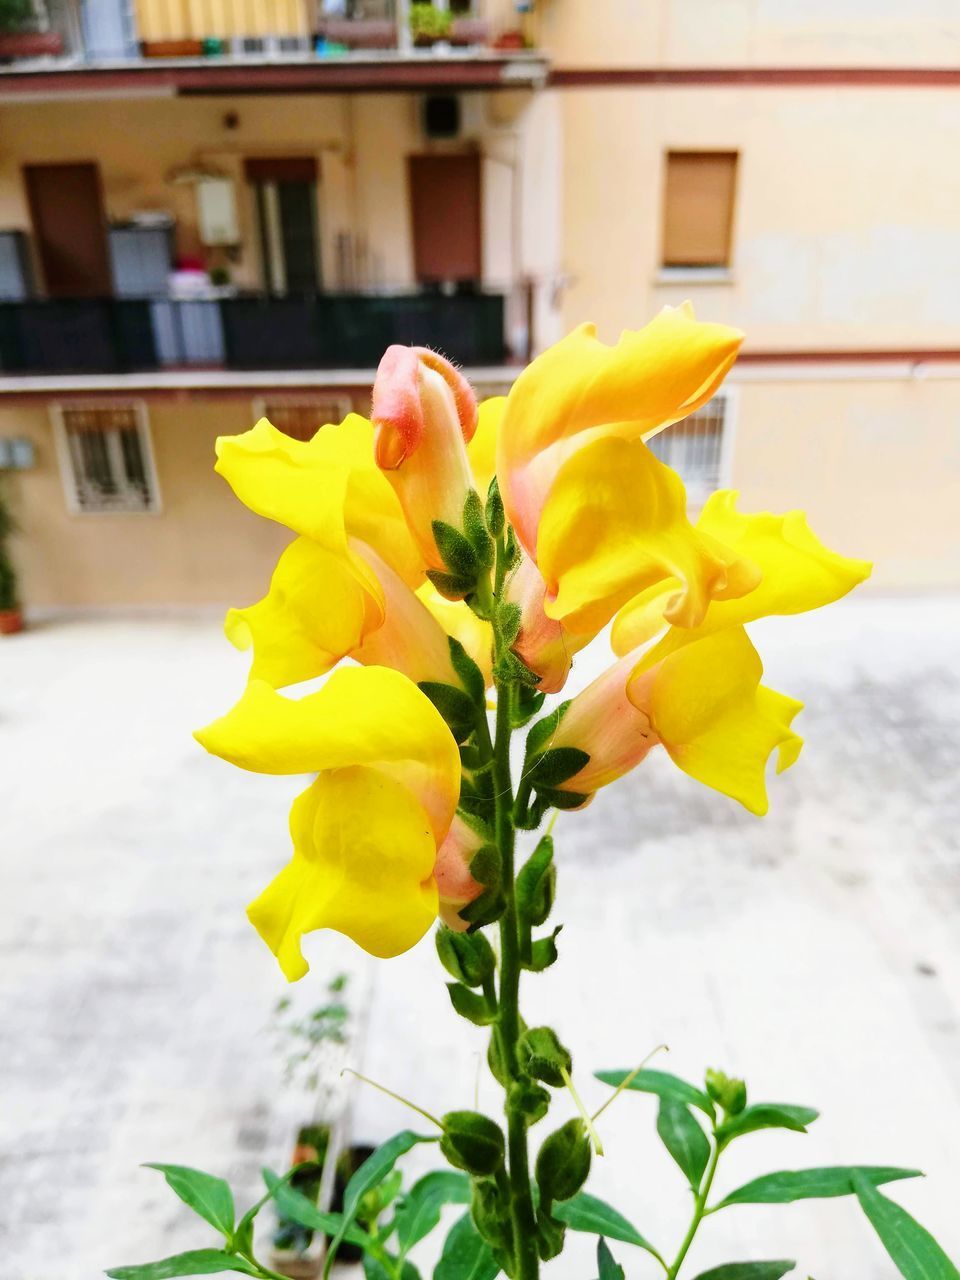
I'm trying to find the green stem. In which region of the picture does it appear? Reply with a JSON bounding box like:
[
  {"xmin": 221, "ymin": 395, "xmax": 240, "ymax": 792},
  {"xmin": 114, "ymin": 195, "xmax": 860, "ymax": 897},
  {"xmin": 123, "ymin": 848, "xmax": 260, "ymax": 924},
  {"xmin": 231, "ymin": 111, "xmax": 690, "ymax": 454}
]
[
  {"xmin": 492, "ymin": 678, "xmax": 540, "ymax": 1280},
  {"xmin": 665, "ymin": 1142, "xmax": 721, "ymax": 1280}
]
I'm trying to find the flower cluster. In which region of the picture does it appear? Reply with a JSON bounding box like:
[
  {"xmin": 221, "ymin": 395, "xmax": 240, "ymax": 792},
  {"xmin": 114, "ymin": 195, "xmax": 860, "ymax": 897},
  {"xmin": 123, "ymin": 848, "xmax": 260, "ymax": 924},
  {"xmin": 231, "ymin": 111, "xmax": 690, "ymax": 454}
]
[{"xmin": 196, "ymin": 305, "xmax": 869, "ymax": 978}]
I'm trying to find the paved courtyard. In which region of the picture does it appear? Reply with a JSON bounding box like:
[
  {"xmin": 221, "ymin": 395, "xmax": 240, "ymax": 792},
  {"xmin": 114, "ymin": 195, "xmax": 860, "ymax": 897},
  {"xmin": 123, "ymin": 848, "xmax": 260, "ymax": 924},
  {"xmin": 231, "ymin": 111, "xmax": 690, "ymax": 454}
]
[{"xmin": 1, "ymin": 597, "xmax": 958, "ymax": 1279}]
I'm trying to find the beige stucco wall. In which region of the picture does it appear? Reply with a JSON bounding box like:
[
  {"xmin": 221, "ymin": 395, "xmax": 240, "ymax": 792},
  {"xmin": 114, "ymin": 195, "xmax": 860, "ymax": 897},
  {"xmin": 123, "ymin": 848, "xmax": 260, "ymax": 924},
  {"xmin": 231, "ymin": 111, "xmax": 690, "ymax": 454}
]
[
  {"xmin": 0, "ymin": 398, "xmax": 292, "ymax": 608},
  {"xmin": 539, "ymin": 0, "xmax": 960, "ymax": 68},
  {"xmin": 729, "ymin": 373, "xmax": 960, "ymax": 591},
  {"xmin": 0, "ymin": 89, "xmax": 554, "ymax": 301},
  {"xmin": 556, "ymin": 85, "xmax": 960, "ymax": 350},
  {"xmin": 2, "ymin": 370, "xmax": 958, "ymax": 608}
]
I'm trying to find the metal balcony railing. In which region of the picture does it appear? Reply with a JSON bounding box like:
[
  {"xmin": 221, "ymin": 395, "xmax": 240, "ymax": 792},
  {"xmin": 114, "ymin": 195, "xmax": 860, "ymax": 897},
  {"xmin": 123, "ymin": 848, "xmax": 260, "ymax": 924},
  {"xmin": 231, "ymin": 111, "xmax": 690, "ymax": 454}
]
[{"xmin": 0, "ymin": 291, "xmax": 507, "ymax": 374}]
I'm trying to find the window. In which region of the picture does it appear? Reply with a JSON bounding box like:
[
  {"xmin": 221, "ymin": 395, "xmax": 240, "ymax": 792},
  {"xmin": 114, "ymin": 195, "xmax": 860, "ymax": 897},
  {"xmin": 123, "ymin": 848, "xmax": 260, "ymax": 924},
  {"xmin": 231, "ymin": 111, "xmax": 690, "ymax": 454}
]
[
  {"xmin": 255, "ymin": 396, "xmax": 353, "ymax": 443},
  {"xmin": 647, "ymin": 394, "xmax": 733, "ymax": 507},
  {"xmin": 662, "ymin": 151, "xmax": 738, "ymax": 269},
  {"xmin": 53, "ymin": 403, "xmax": 159, "ymax": 514},
  {"xmin": 245, "ymin": 158, "xmax": 320, "ymax": 295}
]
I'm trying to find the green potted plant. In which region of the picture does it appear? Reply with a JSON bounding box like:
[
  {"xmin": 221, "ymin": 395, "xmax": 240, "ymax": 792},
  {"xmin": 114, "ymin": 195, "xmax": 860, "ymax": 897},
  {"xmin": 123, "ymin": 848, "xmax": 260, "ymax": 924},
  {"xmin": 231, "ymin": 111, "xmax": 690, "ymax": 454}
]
[
  {"xmin": 409, "ymin": 2, "xmax": 452, "ymax": 47},
  {"xmin": 269, "ymin": 974, "xmax": 353, "ymax": 1280},
  {"xmin": 0, "ymin": 478, "xmax": 21, "ymax": 635},
  {"xmin": 0, "ymin": 0, "xmax": 64, "ymax": 59}
]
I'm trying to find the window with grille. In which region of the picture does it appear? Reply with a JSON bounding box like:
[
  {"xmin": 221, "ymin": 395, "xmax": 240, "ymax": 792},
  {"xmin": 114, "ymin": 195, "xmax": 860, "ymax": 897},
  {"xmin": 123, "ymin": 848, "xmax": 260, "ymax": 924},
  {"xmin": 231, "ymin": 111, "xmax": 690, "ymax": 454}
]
[
  {"xmin": 662, "ymin": 151, "xmax": 738, "ymax": 269},
  {"xmin": 53, "ymin": 403, "xmax": 159, "ymax": 514},
  {"xmin": 256, "ymin": 396, "xmax": 352, "ymax": 443},
  {"xmin": 647, "ymin": 394, "xmax": 732, "ymax": 507}
]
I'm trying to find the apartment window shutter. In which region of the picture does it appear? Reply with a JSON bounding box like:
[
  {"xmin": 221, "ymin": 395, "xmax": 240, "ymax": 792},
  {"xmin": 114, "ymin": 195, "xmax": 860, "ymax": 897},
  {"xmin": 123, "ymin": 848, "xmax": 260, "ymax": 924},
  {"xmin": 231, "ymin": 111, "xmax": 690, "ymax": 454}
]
[{"xmin": 662, "ymin": 151, "xmax": 738, "ymax": 268}]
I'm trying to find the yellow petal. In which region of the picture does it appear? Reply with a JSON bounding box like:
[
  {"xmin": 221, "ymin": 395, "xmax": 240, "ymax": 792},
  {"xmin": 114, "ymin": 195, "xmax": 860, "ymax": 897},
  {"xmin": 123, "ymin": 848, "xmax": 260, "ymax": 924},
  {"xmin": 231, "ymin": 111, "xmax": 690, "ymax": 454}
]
[
  {"xmin": 195, "ymin": 665, "xmax": 460, "ymax": 843},
  {"xmin": 468, "ymin": 396, "xmax": 504, "ymax": 493},
  {"xmin": 215, "ymin": 414, "xmax": 422, "ymax": 586},
  {"xmin": 497, "ymin": 307, "xmax": 743, "ymax": 554},
  {"xmin": 613, "ymin": 491, "xmax": 872, "ymax": 657},
  {"xmin": 416, "ymin": 582, "xmax": 494, "ymax": 686},
  {"xmin": 248, "ymin": 766, "xmax": 439, "ymax": 975},
  {"xmin": 225, "ymin": 536, "xmax": 384, "ymax": 689},
  {"xmin": 537, "ymin": 435, "xmax": 747, "ymax": 636},
  {"xmin": 637, "ymin": 627, "xmax": 803, "ymax": 815}
]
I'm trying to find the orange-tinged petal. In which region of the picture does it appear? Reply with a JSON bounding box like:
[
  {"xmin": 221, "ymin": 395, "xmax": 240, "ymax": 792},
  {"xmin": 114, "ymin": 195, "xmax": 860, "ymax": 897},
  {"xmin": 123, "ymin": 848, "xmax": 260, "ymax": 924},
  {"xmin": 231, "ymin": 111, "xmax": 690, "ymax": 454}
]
[
  {"xmin": 537, "ymin": 435, "xmax": 749, "ymax": 636},
  {"xmin": 497, "ymin": 307, "xmax": 743, "ymax": 556},
  {"xmin": 434, "ymin": 814, "xmax": 485, "ymax": 931},
  {"xmin": 506, "ymin": 554, "xmax": 588, "ymax": 693}
]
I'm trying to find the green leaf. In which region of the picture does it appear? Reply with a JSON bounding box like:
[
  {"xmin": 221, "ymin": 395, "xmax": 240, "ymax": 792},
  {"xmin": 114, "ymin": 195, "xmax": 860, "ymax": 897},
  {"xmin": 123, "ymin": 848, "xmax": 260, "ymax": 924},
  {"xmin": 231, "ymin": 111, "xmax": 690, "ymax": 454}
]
[
  {"xmin": 597, "ymin": 1239, "xmax": 626, "ymax": 1280},
  {"xmin": 690, "ymin": 1262, "xmax": 796, "ymax": 1280},
  {"xmin": 852, "ymin": 1171, "xmax": 959, "ymax": 1280},
  {"xmin": 657, "ymin": 1099, "xmax": 711, "ymax": 1189},
  {"xmin": 524, "ymin": 926, "xmax": 562, "ymax": 973},
  {"xmin": 462, "ymin": 490, "xmax": 494, "ymax": 568},
  {"xmin": 364, "ymin": 1254, "xmax": 422, "ymax": 1280},
  {"xmin": 433, "ymin": 521, "xmax": 480, "ymax": 579},
  {"xmin": 716, "ymin": 1104, "xmax": 819, "ymax": 1146},
  {"xmin": 448, "ymin": 637, "xmax": 487, "ymax": 705},
  {"xmin": 261, "ymin": 1169, "xmax": 370, "ymax": 1247},
  {"xmin": 524, "ymin": 704, "xmax": 569, "ymax": 761},
  {"xmin": 427, "ymin": 569, "xmax": 476, "ymax": 601},
  {"xmin": 485, "ymin": 477, "xmax": 504, "ymax": 537},
  {"xmin": 528, "ymin": 747, "xmax": 590, "ymax": 789},
  {"xmin": 419, "ymin": 681, "xmax": 478, "ymax": 744},
  {"xmin": 496, "ymin": 600, "xmax": 522, "ymax": 646},
  {"xmin": 105, "ymin": 1251, "xmax": 258, "ymax": 1279},
  {"xmin": 326, "ymin": 1133, "xmax": 433, "ymax": 1274},
  {"xmin": 447, "ymin": 982, "xmax": 497, "ymax": 1025},
  {"xmin": 434, "ymin": 1211, "xmax": 501, "ymax": 1280},
  {"xmin": 392, "ymin": 1170, "xmax": 471, "ymax": 1253},
  {"xmin": 715, "ymin": 1166, "xmax": 923, "ymax": 1209},
  {"xmin": 553, "ymin": 1191, "xmax": 661, "ymax": 1260},
  {"xmin": 594, "ymin": 1068, "xmax": 715, "ymax": 1118},
  {"xmin": 143, "ymin": 1165, "xmax": 235, "ymax": 1238}
]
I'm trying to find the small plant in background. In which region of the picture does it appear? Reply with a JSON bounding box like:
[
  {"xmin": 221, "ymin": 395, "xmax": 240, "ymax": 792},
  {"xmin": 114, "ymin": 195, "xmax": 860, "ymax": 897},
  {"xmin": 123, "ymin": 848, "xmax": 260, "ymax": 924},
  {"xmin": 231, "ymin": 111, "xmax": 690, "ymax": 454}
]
[
  {"xmin": 272, "ymin": 974, "xmax": 350, "ymax": 1110},
  {"xmin": 409, "ymin": 3, "xmax": 452, "ymax": 43},
  {"xmin": 0, "ymin": 0, "xmax": 33, "ymax": 35},
  {"xmin": 269, "ymin": 975, "xmax": 353, "ymax": 1276}
]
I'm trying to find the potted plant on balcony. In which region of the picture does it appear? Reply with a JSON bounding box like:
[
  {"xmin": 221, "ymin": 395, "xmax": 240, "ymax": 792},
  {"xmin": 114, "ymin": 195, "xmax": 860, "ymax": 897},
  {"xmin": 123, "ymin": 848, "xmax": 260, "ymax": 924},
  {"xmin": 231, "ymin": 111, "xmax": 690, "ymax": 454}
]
[
  {"xmin": 0, "ymin": 0, "xmax": 64, "ymax": 59},
  {"xmin": 0, "ymin": 479, "xmax": 22, "ymax": 635},
  {"xmin": 409, "ymin": 2, "xmax": 452, "ymax": 47}
]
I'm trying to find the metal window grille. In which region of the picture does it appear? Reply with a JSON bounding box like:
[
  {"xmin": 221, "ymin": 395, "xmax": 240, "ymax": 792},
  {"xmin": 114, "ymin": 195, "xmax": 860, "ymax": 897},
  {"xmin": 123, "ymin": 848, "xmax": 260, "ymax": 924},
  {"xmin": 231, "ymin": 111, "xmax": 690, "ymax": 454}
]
[
  {"xmin": 54, "ymin": 403, "xmax": 159, "ymax": 514},
  {"xmin": 255, "ymin": 396, "xmax": 353, "ymax": 442},
  {"xmin": 647, "ymin": 394, "xmax": 730, "ymax": 507}
]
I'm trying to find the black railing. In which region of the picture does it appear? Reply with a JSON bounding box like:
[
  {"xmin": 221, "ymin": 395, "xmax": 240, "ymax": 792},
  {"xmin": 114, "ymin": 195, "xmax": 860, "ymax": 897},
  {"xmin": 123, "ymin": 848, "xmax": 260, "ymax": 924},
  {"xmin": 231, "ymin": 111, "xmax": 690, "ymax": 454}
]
[{"xmin": 0, "ymin": 291, "xmax": 507, "ymax": 374}]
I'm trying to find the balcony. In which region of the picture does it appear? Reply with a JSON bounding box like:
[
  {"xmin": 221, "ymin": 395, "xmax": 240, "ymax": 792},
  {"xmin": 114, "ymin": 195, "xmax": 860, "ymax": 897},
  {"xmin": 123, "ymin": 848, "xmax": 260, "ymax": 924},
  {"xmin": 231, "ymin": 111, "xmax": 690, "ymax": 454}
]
[
  {"xmin": 0, "ymin": 0, "xmax": 546, "ymax": 95},
  {"xmin": 0, "ymin": 291, "xmax": 507, "ymax": 375}
]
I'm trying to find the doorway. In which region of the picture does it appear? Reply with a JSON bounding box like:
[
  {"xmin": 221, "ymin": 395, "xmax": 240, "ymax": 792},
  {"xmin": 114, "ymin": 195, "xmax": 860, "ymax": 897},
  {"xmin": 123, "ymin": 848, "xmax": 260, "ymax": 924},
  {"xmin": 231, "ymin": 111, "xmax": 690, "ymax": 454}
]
[
  {"xmin": 245, "ymin": 157, "xmax": 320, "ymax": 295},
  {"xmin": 23, "ymin": 163, "xmax": 111, "ymax": 297},
  {"xmin": 408, "ymin": 153, "xmax": 482, "ymax": 286}
]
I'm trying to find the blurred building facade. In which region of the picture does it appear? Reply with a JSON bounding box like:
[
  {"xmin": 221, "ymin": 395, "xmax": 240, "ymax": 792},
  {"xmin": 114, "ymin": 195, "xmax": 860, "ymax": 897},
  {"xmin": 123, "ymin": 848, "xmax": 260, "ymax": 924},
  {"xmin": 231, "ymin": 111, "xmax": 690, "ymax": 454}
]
[{"xmin": 0, "ymin": 0, "xmax": 957, "ymax": 607}]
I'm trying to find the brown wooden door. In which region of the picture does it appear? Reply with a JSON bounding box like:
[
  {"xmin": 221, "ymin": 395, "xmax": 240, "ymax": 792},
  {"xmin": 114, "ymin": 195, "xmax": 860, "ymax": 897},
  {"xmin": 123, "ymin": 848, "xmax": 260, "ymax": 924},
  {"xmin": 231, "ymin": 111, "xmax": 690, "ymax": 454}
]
[
  {"xmin": 408, "ymin": 154, "xmax": 481, "ymax": 284},
  {"xmin": 24, "ymin": 163, "xmax": 111, "ymax": 297}
]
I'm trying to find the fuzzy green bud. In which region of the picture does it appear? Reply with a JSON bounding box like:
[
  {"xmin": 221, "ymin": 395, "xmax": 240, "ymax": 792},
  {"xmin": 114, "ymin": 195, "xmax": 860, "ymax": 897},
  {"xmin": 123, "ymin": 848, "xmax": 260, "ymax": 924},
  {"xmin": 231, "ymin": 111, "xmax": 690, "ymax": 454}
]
[
  {"xmin": 435, "ymin": 925, "xmax": 495, "ymax": 987},
  {"xmin": 705, "ymin": 1068, "xmax": 748, "ymax": 1115},
  {"xmin": 440, "ymin": 1111, "xmax": 505, "ymax": 1176},
  {"xmin": 518, "ymin": 1026, "xmax": 572, "ymax": 1088},
  {"xmin": 535, "ymin": 1118, "xmax": 592, "ymax": 1205}
]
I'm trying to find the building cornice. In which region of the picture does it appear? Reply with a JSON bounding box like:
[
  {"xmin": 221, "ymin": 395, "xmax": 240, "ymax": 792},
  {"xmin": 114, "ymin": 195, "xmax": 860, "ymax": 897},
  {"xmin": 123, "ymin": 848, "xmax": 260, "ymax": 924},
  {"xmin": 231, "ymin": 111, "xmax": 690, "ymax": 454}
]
[{"xmin": 549, "ymin": 66, "xmax": 960, "ymax": 88}]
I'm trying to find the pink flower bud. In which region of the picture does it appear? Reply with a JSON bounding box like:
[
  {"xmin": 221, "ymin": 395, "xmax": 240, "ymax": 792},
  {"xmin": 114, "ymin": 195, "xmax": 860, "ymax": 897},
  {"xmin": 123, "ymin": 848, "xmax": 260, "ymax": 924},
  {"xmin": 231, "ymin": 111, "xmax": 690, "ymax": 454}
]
[{"xmin": 372, "ymin": 345, "xmax": 479, "ymax": 570}]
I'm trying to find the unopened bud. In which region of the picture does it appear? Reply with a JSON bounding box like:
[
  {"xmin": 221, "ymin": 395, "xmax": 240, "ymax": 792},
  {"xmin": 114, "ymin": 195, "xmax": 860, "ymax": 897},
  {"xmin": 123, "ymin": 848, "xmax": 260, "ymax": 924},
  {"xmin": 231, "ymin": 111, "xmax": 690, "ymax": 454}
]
[{"xmin": 440, "ymin": 1111, "xmax": 505, "ymax": 1176}]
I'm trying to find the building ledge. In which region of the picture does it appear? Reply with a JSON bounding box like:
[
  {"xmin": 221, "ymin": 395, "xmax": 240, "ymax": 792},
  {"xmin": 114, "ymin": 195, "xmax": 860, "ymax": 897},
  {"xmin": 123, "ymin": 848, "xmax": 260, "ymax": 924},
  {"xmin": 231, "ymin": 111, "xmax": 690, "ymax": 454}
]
[
  {"xmin": 0, "ymin": 51, "xmax": 549, "ymax": 98},
  {"xmin": 0, "ymin": 365, "xmax": 524, "ymax": 398}
]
